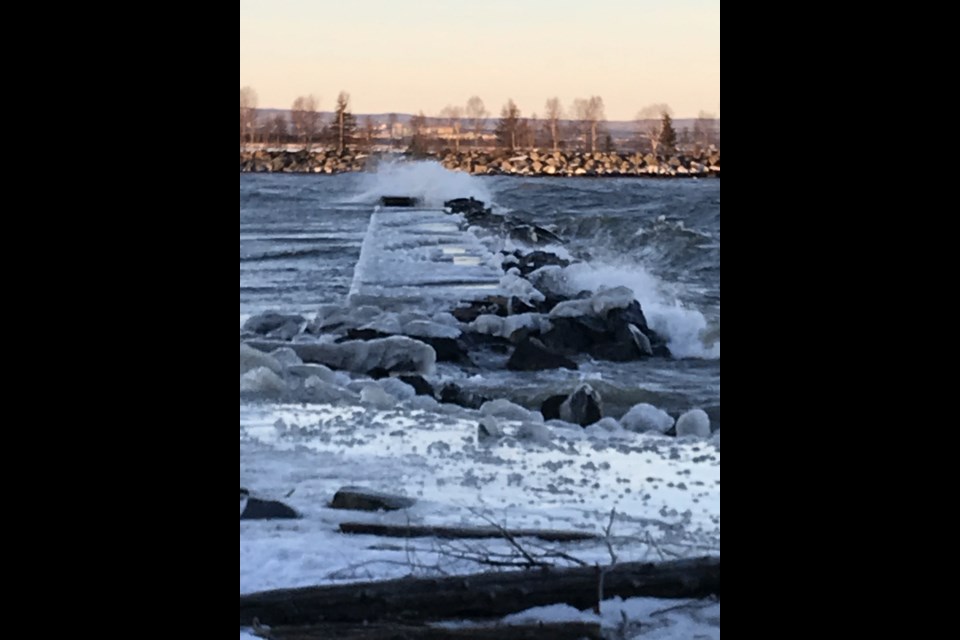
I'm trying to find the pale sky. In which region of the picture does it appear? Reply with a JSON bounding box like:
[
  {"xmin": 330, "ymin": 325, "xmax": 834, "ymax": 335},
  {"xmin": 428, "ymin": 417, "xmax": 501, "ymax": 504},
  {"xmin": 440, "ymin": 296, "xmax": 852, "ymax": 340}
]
[{"xmin": 239, "ymin": 0, "xmax": 720, "ymax": 121}]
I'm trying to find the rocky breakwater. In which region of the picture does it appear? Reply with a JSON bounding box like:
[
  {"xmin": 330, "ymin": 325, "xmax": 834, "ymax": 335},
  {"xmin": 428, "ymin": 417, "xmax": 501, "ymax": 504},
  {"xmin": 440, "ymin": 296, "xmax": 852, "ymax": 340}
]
[
  {"xmin": 439, "ymin": 149, "xmax": 720, "ymax": 177},
  {"xmin": 240, "ymin": 149, "xmax": 720, "ymax": 177},
  {"xmin": 240, "ymin": 149, "xmax": 369, "ymax": 173},
  {"xmin": 240, "ymin": 197, "xmax": 718, "ymax": 441}
]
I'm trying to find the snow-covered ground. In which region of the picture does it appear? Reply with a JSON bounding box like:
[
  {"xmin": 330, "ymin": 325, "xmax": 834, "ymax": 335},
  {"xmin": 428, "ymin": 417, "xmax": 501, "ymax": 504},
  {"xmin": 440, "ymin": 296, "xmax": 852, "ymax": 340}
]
[{"xmin": 240, "ymin": 393, "xmax": 719, "ymax": 636}]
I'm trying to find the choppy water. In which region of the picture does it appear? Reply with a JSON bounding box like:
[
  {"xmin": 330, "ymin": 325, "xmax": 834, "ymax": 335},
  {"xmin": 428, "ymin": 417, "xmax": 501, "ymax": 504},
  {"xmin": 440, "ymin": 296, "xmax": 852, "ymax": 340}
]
[{"xmin": 239, "ymin": 162, "xmax": 720, "ymax": 420}]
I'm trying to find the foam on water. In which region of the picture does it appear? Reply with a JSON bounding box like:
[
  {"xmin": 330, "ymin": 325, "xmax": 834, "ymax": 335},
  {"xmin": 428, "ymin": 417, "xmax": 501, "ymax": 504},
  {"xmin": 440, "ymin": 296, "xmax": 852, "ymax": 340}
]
[
  {"xmin": 563, "ymin": 262, "xmax": 720, "ymax": 360},
  {"xmin": 353, "ymin": 159, "xmax": 493, "ymax": 208}
]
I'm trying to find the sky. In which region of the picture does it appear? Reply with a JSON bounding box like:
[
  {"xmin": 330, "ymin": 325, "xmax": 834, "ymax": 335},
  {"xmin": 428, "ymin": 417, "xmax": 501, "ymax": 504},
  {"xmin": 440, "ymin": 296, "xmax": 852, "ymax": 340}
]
[{"xmin": 239, "ymin": 0, "xmax": 719, "ymax": 121}]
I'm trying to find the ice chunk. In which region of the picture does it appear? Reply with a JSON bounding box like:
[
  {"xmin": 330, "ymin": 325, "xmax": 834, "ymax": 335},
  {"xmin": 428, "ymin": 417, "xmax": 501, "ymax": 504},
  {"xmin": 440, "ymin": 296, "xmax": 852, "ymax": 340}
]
[
  {"xmin": 676, "ymin": 408, "xmax": 711, "ymax": 437},
  {"xmin": 620, "ymin": 403, "xmax": 674, "ymax": 433}
]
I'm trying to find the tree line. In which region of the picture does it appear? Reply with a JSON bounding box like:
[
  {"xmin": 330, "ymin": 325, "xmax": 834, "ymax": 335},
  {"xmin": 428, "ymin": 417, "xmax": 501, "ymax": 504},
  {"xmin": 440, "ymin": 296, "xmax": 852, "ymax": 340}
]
[{"xmin": 240, "ymin": 87, "xmax": 719, "ymax": 156}]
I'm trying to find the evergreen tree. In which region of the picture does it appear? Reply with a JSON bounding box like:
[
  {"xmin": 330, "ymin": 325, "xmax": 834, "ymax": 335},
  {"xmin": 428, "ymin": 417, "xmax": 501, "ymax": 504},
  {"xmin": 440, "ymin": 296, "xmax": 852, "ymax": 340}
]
[
  {"xmin": 658, "ymin": 112, "xmax": 677, "ymax": 156},
  {"xmin": 332, "ymin": 91, "xmax": 357, "ymax": 154}
]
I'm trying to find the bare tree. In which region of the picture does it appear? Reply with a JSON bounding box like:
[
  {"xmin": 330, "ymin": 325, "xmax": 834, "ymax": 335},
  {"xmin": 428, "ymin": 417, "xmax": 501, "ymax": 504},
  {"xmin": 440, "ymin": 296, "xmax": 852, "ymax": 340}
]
[
  {"xmin": 439, "ymin": 105, "xmax": 464, "ymax": 153},
  {"xmin": 465, "ymin": 96, "xmax": 487, "ymax": 148},
  {"xmin": 332, "ymin": 91, "xmax": 357, "ymax": 155},
  {"xmin": 240, "ymin": 86, "xmax": 258, "ymax": 150},
  {"xmin": 495, "ymin": 99, "xmax": 522, "ymax": 152},
  {"xmin": 544, "ymin": 98, "xmax": 563, "ymax": 152},
  {"xmin": 387, "ymin": 113, "xmax": 399, "ymax": 148},
  {"xmin": 570, "ymin": 98, "xmax": 589, "ymax": 151},
  {"xmin": 528, "ymin": 113, "xmax": 539, "ymax": 149},
  {"xmin": 636, "ymin": 103, "xmax": 672, "ymax": 156},
  {"xmin": 571, "ymin": 96, "xmax": 605, "ymax": 154},
  {"xmin": 361, "ymin": 115, "xmax": 376, "ymax": 151},
  {"xmin": 693, "ymin": 111, "xmax": 719, "ymax": 150},
  {"xmin": 269, "ymin": 114, "xmax": 288, "ymax": 148},
  {"xmin": 584, "ymin": 96, "xmax": 605, "ymax": 154},
  {"xmin": 409, "ymin": 111, "xmax": 429, "ymax": 156},
  {"xmin": 291, "ymin": 95, "xmax": 321, "ymax": 150}
]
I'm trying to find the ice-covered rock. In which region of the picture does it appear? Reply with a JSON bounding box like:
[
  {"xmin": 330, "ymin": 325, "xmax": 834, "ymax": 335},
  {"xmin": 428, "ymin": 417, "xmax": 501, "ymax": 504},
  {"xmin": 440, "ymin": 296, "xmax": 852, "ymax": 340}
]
[
  {"xmin": 507, "ymin": 337, "xmax": 578, "ymax": 371},
  {"xmin": 440, "ymin": 382, "xmax": 489, "ymax": 409},
  {"xmin": 240, "ymin": 343, "xmax": 283, "ymax": 375},
  {"xmin": 591, "ymin": 417, "xmax": 622, "ymax": 431},
  {"xmin": 287, "ymin": 336, "xmax": 437, "ymax": 375},
  {"xmin": 302, "ymin": 376, "xmax": 358, "ymax": 403},
  {"xmin": 676, "ymin": 408, "xmax": 711, "ymax": 437},
  {"xmin": 330, "ymin": 487, "xmax": 415, "ymax": 511},
  {"xmin": 397, "ymin": 375, "xmax": 434, "ymax": 397},
  {"xmin": 499, "ymin": 272, "xmax": 545, "ymax": 305},
  {"xmin": 590, "ymin": 286, "xmax": 636, "ymax": 316},
  {"xmin": 286, "ymin": 363, "xmax": 340, "ymax": 385},
  {"xmin": 240, "ymin": 489, "xmax": 299, "ymax": 520},
  {"xmin": 516, "ymin": 421, "xmax": 553, "ymax": 445},
  {"xmin": 403, "ymin": 319, "xmax": 461, "ymax": 339},
  {"xmin": 406, "ymin": 394, "xmax": 440, "ymax": 411},
  {"xmin": 628, "ymin": 324, "xmax": 654, "ymax": 356},
  {"xmin": 269, "ymin": 347, "xmax": 302, "ymax": 367},
  {"xmin": 526, "ymin": 265, "xmax": 571, "ymax": 298},
  {"xmin": 480, "ymin": 398, "xmax": 544, "ymax": 423},
  {"xmin": 313, "ymin": 305, "xmax": 382, "ymax": 333},
  {"xmin": 240, "ymin": 367, "xmax": 287, "ymax": 395},
  {"xmin": 378, "ymin": 377, "xmax": 417, "ymax": 401},
  {"xmin": 360, "ymin": 384, "xmax": 399, "ymax": 410},
  {"xmin": 620, "ymin": 403, "xmax": 675, "ymax": 434},
  {"xmin": 559, "ymin": 383, "xmax": 603, "ymax": 427},
  {"xmin": 468, "ymin": 313, "xmax": 550, "ymax": 340},
  {"xmin": 362, "ymin": 314, "xmax": 404, "ymax": 335},
  {"xmin": 243, "ymin": 312, "xmax": 306, "ymax": 335},
  {"xmin": 548, "ymin": 298, "xmax": 594, "ymax": 319},
  {"xmin": 478, "ymin": 415, "xmax": 503, "ymax": 441},
  {"xmin": 468, "ymin": 314, "xmax": 505, "ymax": 336}
]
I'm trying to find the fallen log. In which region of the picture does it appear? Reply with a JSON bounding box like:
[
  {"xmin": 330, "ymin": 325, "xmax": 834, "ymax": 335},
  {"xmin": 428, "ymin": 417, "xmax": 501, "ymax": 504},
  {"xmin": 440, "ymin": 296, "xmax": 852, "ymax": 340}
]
[
  {"xmin": 240, "ymin": 556, "xmax": 719, "ymax": 626},
  {"xmin": 249, "ymin": 621, "xmax": 602, "ymax": 640},
  {"xmin": 338, "ymin": 522, "xmax": 599, "ymax": 542}
]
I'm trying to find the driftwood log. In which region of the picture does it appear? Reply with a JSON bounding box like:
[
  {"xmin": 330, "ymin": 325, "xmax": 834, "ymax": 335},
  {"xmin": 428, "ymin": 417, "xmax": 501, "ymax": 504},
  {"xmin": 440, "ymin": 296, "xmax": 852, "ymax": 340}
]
[
  {"xmin": 338, "ymin": 522, "xmax": 599, "ymax": 542},
  {"xmin": 240, "ymin": 556, "xmax": 719, "ymax": 626},
  {"xmin": 251, "ymin": 621, "xmax": 602, "ymax": 640}
]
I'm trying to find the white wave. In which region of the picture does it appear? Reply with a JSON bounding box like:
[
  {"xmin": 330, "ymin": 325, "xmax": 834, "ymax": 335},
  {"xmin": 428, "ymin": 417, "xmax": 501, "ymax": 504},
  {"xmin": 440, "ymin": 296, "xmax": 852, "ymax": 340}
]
[
  {"xmin": 352, "ymin": 159, "xmax": 493, "ymax": 208},
  {"xmin": 562, "ymin": 262, "xmax": 720, "ymax": 360}
]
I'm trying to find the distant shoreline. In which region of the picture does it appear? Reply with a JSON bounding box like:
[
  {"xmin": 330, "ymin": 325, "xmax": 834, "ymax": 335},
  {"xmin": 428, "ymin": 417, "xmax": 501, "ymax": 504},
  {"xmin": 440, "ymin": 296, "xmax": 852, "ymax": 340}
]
[{"xmin": 239, "ymin": 149, "xmax": 720, "ymax": 178}]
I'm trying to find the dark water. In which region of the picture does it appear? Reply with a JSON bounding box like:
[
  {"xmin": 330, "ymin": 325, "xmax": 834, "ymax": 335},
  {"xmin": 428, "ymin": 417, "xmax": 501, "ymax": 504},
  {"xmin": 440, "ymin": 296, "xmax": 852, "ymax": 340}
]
[{"xmin": 239, "ymin": 167, "xmax": 720, "ymax": 420}]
